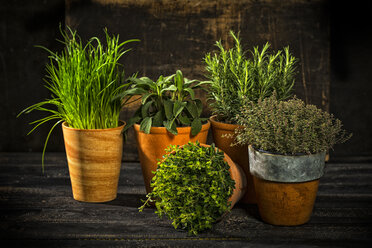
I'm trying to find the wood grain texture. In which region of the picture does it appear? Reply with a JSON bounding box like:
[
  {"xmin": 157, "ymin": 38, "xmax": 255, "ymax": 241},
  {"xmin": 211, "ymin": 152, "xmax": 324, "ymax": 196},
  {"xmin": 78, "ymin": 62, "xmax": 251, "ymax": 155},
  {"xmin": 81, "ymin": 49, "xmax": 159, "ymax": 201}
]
[
  {"xmin": 65, "ymin": 0, "xmax": 331, "ymax": 161},
  {"xmin": 0, "ymin": 152, "xmax": 371, "ymax": 247}
]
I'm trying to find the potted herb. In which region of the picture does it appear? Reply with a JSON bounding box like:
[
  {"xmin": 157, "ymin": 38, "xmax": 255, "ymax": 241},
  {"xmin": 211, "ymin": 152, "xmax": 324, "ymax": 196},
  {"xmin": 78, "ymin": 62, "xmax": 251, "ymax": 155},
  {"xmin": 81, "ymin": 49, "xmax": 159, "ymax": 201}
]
[
  {"xmin": 139, "ymin": 141, "xmax": 246, "ymax": 235},
  {"xmin": 117, "ymin": 70, "xmax": 210, "ymax": 193},
  {"xmin": 234, "ymin": 94, "xmax": 351, "ymax": 225},
  {"xmin": 18, "ymin": 27, "xmax": 138, "ymax": 202},
  {"xmin": 204, "ymin": 31, "xmax": 297, "ymax": 204}
]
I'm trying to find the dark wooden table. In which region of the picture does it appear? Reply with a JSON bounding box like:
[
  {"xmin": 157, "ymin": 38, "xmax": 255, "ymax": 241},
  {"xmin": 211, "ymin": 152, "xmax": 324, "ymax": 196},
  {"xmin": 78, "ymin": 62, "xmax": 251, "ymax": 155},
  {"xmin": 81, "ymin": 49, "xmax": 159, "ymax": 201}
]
[{"xmin": 1, "ymin": 153, "xmax": 371, "ymax": 247}]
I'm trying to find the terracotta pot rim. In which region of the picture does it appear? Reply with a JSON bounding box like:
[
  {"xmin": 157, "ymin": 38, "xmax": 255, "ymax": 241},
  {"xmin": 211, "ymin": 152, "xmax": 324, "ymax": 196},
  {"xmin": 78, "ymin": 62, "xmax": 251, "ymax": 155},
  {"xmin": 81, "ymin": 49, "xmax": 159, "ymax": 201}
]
[
  {"xmin": 62, "ymin": 120, "xmax": 126, "ymax": 132},
  {"xmin": 209, "ymin": 115, "xmax": 241, "ymax": 130},
  {"xmin": 249, "ymin": 145, "xmax": 326, "ymax": 158},
  {"xmin": 134, "ymin": 120, "xmax": 210, "ymax": 134}
]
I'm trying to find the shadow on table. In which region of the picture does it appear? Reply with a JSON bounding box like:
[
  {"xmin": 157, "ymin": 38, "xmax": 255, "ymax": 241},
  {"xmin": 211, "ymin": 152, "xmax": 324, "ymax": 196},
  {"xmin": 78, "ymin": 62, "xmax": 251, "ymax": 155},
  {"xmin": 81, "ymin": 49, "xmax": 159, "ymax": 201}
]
[{"xmin": 104, "ymin": 193, "xmax": 147, "ymax": 208}]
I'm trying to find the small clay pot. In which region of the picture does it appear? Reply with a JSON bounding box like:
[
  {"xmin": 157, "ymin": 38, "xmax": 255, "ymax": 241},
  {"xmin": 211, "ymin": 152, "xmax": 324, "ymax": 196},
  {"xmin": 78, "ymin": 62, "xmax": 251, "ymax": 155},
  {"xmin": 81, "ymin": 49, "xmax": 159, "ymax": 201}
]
[
  {"xmin": 210, "ymin": 115, "xmax": 256, "ymax": 204},
  {"xmin": 62, "ymin": 121, "xmax": 125, "ymax": 202},
  {"xmin": 249, "ymin": 145, "xmax": 326, "ymax": 226},
  {"xmin": 134, "ymin": 121, "xmax": 210, "ymax": 194}
]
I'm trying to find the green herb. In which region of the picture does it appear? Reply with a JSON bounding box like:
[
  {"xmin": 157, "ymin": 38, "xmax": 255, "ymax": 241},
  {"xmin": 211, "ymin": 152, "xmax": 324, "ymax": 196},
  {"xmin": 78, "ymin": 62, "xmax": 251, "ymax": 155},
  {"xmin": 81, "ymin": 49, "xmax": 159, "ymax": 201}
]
[
  {"xmin": 118, "ymin": 70, "xmax": 208, "ymax": 135},
  {"xmin": 18, "ymin": 26, "xmax": 139, "ymax": 171},
  {"xmin": 235, "ymin": 93, "xmax": 352, "ymax": 155},
  {"xmin": 204, "ymin": 30, "xmax": 297, "ymax": 123},
  {"xmin": 139, "ymin": 141, "xmax": 235, "ymax": 235}
]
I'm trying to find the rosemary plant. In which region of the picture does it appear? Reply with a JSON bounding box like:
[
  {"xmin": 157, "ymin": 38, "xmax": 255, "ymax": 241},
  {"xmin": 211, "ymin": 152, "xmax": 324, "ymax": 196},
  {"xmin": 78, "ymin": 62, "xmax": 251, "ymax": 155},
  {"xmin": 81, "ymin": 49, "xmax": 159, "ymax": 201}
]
[
  {"xmin": 18, "ymin": 26, "xmax": 139, "ymax": 171},
  {"xmin": 204, "ymin": 31, "xmax": 297, "ymax": 123}
]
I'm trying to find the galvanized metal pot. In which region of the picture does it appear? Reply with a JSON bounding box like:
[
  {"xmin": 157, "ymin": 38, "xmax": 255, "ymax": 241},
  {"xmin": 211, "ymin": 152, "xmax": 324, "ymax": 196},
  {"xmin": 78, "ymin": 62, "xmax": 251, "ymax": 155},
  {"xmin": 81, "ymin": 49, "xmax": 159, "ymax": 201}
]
[{"xmin": 249, "ymin": 145, "xmax": 326, "ymax": 226}]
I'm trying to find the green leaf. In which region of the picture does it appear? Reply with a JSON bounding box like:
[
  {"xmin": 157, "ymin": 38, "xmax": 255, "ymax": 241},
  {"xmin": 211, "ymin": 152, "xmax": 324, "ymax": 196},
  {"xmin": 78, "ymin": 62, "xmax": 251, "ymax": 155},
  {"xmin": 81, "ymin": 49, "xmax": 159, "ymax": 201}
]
[
  {"xmin": 153, "ymin": 110, "xmax": 164, "ymax": 127},
  {"xmin": 183, "ymin": 87, "xmax": 195, "ymax": 100},
  {"xmin": 140, "ymin": 117, "xmax": 152, "ymax": 134},
  {"xmin": 141, "ymin": 101, "xmax": 153, "ymax": 118},
  {"xmin": 175, "ymin": 70, "xmax": 184, "ymax": 92},
  {"xmin": 161, "ymin": 85, "xmax": 177, "ymax": 93},
  {"xmin": 178, "ymin": 114, "xmax": 191, "ymax": 125},
  {"xmin": 123, "ymin": 115, "xmax": 141, "ymax": 133},
  {"xmin": 194, "ymin": 99, "xmax": 203, "ymax": 116},
  {"xmin": 124, "ymin": 87, "xmax": 148, "ymax": 96},
  {"xmin": 164, "ymin": 100, "xmax": 174, "ymax": 120},
  {"xmin": 163, "ymin": 120, "xmax": 178, "ymax": 135},
  {"xmin": 173, "ymin": 101, "xmax": 186, "ymax": 118},
  {"xmin": 141, "ymin": 92, "xmax": 155, "ymax": 104},
  {"xmin": 191, "ymin": 118, "xmax": 202, "ymax": 136},
  {"xmin": 186, "ymin": 101, "xmax": 198, "ymax": 119}
]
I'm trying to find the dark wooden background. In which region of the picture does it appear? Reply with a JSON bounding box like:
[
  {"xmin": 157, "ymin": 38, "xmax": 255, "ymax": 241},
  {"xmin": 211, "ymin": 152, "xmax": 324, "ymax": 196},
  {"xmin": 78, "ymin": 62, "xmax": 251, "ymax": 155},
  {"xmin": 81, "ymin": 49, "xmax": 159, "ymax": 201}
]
[{"xmin": 1, "ymin": 0, "xmax": 371, "ymax": 160}]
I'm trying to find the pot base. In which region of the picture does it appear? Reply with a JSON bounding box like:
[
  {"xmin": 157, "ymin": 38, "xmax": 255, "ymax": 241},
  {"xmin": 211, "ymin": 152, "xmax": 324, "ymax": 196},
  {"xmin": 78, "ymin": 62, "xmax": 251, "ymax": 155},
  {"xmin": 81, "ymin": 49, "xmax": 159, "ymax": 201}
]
[{"xmin": 253, "ymin": 176, "xmax": 319, "ymax": 226}]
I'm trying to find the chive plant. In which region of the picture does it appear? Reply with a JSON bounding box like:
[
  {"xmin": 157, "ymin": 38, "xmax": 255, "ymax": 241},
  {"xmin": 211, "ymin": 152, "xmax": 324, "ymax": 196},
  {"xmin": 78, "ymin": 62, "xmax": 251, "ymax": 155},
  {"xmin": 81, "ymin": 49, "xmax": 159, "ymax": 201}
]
[{"xmin": 18, "ymin": 26, "xmax": 139, "ymax": 171}]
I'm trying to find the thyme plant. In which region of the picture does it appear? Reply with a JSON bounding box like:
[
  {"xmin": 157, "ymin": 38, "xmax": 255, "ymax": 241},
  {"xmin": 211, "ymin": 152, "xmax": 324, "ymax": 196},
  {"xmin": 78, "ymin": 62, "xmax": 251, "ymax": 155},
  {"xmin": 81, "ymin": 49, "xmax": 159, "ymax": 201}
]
[
  {"xmin": 139, "ymin": 141, "xmax": 235, "ymax": 235},
  {"xmin": 204, "ymin": 31, "xmax": 297, "ymax": 123},
  {"xmin": 18, "ymin": 26, "xmax": 138, "ymax": 170},
  {"xmin": 119, "ymin": 70, "xmax": 208, "ymax": 136},
  {"xmin": 235, "ymin": 93, "xmax": 351, "ymax": 155}
]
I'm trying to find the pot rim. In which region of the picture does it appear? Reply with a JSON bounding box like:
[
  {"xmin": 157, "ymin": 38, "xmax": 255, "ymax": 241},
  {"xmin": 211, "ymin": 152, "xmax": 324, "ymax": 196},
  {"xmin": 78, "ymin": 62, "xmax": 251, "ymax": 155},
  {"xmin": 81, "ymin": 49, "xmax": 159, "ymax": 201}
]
[
  {"xmin": 249, "ymin": 145, "xmax": 326, "ymax": 157},
  {"xmin": 209, "ymin": 115, "xmax": 243, "ymax": 131},
  {"xmin": 62, "ymin": 120, "xmax": 126, "ymax": 132},
  {"xmin": 134, "ymin": 120, "xmax": 210, "ymax": 134}
]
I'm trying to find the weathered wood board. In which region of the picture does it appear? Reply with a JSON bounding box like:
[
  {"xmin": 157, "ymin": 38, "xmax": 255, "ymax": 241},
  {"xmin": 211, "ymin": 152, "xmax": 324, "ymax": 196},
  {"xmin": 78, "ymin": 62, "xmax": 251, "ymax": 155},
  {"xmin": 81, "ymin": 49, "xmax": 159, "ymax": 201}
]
[
  {"xmin": 1, "ymin": 153, "xmax": 371, "ymax": 247},
  {"xmin": 65, "ymin": 0, "xmax": 331, "ymax": 161}
]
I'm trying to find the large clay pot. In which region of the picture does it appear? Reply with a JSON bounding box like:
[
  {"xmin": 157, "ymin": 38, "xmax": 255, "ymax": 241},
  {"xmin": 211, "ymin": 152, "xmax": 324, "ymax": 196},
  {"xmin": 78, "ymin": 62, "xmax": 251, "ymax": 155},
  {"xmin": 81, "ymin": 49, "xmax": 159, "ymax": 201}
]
[
  {"xmin": 249, "ymin": 145, "xmax": 326, "ymax": 225},
  {"xmin": 134, "ymin": 121, "xmax": 210, "ymax": 193},
  {"xmin": 62, "ymin": 121, "xmax": 125, "ymax": 202},
  {"xmin": 210, "ymin": 115, "xmax": 256, "ymax": 204}
]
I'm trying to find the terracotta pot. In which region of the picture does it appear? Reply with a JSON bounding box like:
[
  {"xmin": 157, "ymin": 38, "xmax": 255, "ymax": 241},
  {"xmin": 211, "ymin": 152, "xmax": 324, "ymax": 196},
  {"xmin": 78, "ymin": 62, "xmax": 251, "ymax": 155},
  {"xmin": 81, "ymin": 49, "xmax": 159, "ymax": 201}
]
[
  {"xmin": 62, "ymin": 121, "xmax": 125, "ymax": 202},
  {"xmin": 134, "ymin": 121, "xmax": 210, "ymax": 194},
  {"xmin": 249, "ymin": 146, "xmax": 326, "ymax": 226},
  {"xmin": 209, "ymin": 115, "xmax": 256, "ymax": 204}
]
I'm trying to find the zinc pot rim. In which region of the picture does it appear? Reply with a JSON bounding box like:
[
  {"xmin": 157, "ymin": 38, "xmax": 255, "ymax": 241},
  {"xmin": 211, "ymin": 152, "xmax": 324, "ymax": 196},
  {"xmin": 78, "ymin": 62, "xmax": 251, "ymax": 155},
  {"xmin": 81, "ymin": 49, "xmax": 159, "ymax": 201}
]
[
  {"xmin": 134, "ymin": 120, "xmax": 210, "ymax": 134},
  {"xmin": 249, "ymin": 145, "xmax": 327, "ymax": 158},
  {"xmin": 62, "ymin": 121, "xmax": 126, "ymax": 132}
]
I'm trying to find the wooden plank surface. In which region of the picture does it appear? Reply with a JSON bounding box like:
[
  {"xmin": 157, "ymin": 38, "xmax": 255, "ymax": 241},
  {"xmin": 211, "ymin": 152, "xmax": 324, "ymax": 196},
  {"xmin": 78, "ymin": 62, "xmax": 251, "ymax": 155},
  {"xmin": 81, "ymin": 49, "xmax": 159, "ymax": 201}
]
[{"xmin": 0, "ymin": 153, "xmax": 371, "ymax": 247}]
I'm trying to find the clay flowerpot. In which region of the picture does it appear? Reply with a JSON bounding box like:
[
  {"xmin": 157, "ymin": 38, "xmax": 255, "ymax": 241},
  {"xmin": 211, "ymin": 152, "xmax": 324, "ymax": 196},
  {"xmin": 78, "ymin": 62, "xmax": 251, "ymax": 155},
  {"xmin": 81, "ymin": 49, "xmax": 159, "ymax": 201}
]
[
  {"xmin": 249, "ymin": 145, "xmax": 326, "ymax": 226},
  {"xmin": 134, "ymin": 121, "xmax": 210, "ymax": 194},
  {"xmin": 210, "ymin": 115, "xmax": 256, "ymax": 204},
  {"xmin": 62, "ymin": 121, "xmax": 125, "ymax": 202},
  {"xmin": 197, "ymin": 143, "xmax": 247, "ymax": 208}
]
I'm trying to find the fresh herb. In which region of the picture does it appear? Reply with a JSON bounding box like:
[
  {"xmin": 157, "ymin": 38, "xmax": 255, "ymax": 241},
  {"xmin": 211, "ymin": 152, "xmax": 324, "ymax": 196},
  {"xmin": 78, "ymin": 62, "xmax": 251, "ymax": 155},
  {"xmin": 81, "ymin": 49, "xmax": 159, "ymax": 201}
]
[
  {"xmin": 139, "ymin": 141, "xmax": 235, "ymax": 235},
  {"xmin": 18, "ymin": 26, "xmax": 139, "ymax": 171},
  {"xmin": 119, "ymin": 70, "xmax": 208, "ymax": 136},
  {"xmin": 235, "ymin": 93, "xmax": 352, "ymax": 155},
  {"xmin": 204, "ymin": 30, "xmax": 297, "ymax": 123}
]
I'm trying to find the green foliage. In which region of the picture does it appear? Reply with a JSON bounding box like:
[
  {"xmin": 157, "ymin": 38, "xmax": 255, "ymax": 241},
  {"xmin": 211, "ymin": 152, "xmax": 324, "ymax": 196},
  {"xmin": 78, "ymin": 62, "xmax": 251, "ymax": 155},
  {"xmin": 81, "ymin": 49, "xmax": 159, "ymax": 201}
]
[
  {"xmin": 18, "ymin": 26, "xmax": 138, "ymax": 171},
  {"xmin": 119, "ymin": 70, "xmax": 208, "ymax": 135},
  {"xmin": 139, "ymin": 141, "xmax": 235, "ymax": 235},
  {"xmin": 204, "ymin": 30, "xmax": 297, "ymax": 123},
  {"xmin": 235, "ymin": 93, "xmax": 352, "ymax": 155}
]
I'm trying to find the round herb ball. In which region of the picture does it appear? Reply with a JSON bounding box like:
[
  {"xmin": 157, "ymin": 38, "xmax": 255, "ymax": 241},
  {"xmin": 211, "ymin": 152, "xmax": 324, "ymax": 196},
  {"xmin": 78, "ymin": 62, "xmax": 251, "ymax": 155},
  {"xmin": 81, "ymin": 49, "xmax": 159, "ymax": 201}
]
[{"xmin": 139, "ymin": 141, "xmax": 235, "ymax": 235}]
